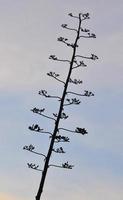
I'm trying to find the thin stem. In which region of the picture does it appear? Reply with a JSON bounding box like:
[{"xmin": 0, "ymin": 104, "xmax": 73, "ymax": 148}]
[
  {"xmin": 29, "ymin": 128, "xmax": 53, "ymax": 136},
  {"xmin": 53, "ymin": 77, "xmax": 65, "ymax": 85},
  {"xmin": 64, "ymin": 27, "xmax": 77, "ymax": 32},
  {"xmin": 49, "ymin": 164, "xmax": 64, "ymax": 168},
  {"xmin": 39, "ymin": 131, "xmax": 52, "ymax": 136},
  {"xmin": 48, "ymin": 95, "xmax": 61, "ymax": 100},
  {"xmin": 28, "ymin": 150, "xmax": 46, "ymax": 158},
  {"xmin": 72, "ymin": 65, "xmax": 82, "ymax": 70},
  {"xmin": 29, "ymin": 168, "xmax": 43, "ymax": 172},
  {"xmin": 67, "ymin": 91, "xmax": 85, "ymax": 96},
  {"xmin": 75, "ymin": 55, "xmax": 92, "ymax": 59},
  {"xmin": 56, "ymin": 58, "xmax": 70, "ymax": 63},
  {"xmin": 33, "ymin": 112, "xmax": 56, "ymax": 121},
  {"xmin": 58, "ymin": 127, "xmax": 75, "ymax": 133}
]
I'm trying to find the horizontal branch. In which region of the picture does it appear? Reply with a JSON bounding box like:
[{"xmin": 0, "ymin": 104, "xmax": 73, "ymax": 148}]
[
  {"xmin": 68, "ymin": 13, "xmax": 79, "ymax": 19},
  {"xmin": 79, "ymin": 34, "xmax": 95, "ymax": 39},
  {"xmin": 49, "ymin": 164, "xmax": 63, "ymax": 169},
  {"xmin": 28, "ymin": 124, "xmax": 52, "ymax": 136},
  {"xmin": 58, "ymin": 127, "xmax": 75, "ymax": 133},
  {"xmin": 23, "ymin": 145, "xmax": 46, "ymax": 158},
  {"xmin": 47, "ymin": 71, "xmax": 65, "ymax": 84},
  {"xmin": 67, "ymin": 91, "xmax": 94, "ymax": 97},
  {"xmin": 49, "ymin": 55, "xmax": 70, "ymax": 63},
  {"xmin": 61, "ymin": 24, "xmax": 77, "ymax": 32},
  {"xmin": 53, "ymin": 76, "xmax": 65, "ymax": 85},
  {"xmin": 68, "ymin": 12, "xmax": 90, "ymax": 21},
  {"xmin": 57, "ymin": 37, "xmax": 78, "ymax": 48},
  {"xmin": 72, "ymin": 65, "xmax": 83, "ymax": 70},
  {"xmin": 27, "ymin": 163, "xmax": 43, "ymax": 172},
  {"xmin": 75, "ymin": 54, "xmax": 98, "ymax": 60},
  {"xmin": 65, "ymin": 27, "xmax": 77, "ymax": 32},
  {"xmin": 39, "ymin": 90, "xmax": 61, "ymax": 100},
  {"xmin": 58, "ymin": 127, "xmax": 88, "ymax": 135},
  {"xmin": 36, "ymin": 113, "xmax": 56, "ymax": 121},
  {"xmin": 67, "ymin": 91, "xmax": 84, "ymax": 96},
  {"xmin": 25, "ymin": 149, "xmax": 46, "ymax": 157},
  {"xmin": 30, "ymin": 151, "xmax": 46, "ymax": 157},
  {"xmin": 31, "ymin": 108, "xmax": 56, "ymax": 121},
  {"xmin": 49, "ymin": 162, "xmax": 74, "ymax": 169}
]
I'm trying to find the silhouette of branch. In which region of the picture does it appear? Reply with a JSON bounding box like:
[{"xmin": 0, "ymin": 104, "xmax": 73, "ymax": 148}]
[
  {"xmin": 67, "ymin": 90, "xmax": 94, "ymax": 97},
  {"xmin": 38, "ymin": 90, "xmax": 61, "ymax": 100},
  {"xmin": 49, "ymin": 55, "xmax": 70, "ymax": 63},
  {"xmin": 58, "ymin": 127, "xmax": 88, "ymax": 135},
  {"xmin": 79, "ymin": 33, "xmax": 96, "ymax": 39},
  {"xmin": 68, "ymin": 12, "xmax": 90, "ymax": 21},
  {"xmin": 49, "ymin": 164, "xmax": 63, "ymax": 169},
  {"xmin": 31, "ymin": 108, "xmax": 56, "ymax": 121},
  {"xmin": 68, "ymin": 13, "xmax": 79, "ymax": 19},
  {"xmin": 58, "ymin": 127, "xmax": 75, "ymax": 133},
  {"xmin": 75, "ymin": 54, "xmax": 98, "ymax": 60},
  {"xmin": 61, "ymin": 24, "xmax": 77, "ymax": 32},
  {"xmin": 27, "ymin": 163, "xmax": 43, "ymax": 172},
  {"xmin": 28, "ymin": 124, "xmax": 52, "ymax": 136},
  {"xmin": 47, "ymin": 72, "xmax": 65, "ymax": 85},
  {"xmin": 58, "ymin": 37, "xmax": 78, "ymax": 48},
  {"xmin": 23, "ymin": 145, "xmax": 46, "ymax": 158},
  {"xmin": 49, "ymin": 162, "xmax": 74, "ymax": 169}
]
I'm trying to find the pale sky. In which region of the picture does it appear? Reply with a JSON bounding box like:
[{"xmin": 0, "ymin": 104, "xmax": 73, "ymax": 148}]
[{"xmin": 0, "ymin": 0, "xmax": 123, "ymax": 200}]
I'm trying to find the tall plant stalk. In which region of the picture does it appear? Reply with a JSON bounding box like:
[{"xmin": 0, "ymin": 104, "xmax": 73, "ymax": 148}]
[{"xmin": 23, "ymin": 12, "xmax": 98, "ymax": 200}]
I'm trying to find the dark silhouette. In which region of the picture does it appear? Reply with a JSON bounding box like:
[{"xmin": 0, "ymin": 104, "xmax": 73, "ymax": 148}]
[{"xmin": 23, "ymin": 12, "xmax": 98, "ymax": 200}]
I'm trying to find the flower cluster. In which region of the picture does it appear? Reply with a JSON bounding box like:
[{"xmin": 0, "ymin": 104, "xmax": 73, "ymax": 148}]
[
  {"xmin": 47, "ymin": 71, "xmax": 60, "ymax": 78},
  {"xmin": 91, "ymin": 54, "xmax": 98, "ymax": 60},
  {"xmin": 39, "ymin": 90, "xmax": 50, "ymax": 97},
  {"xmin": 69, "ymin": 78, "xmax": 83, "ymax": 84},
  {"xmin": 84, "ymin": 90, "xmax": 94, "ymax": 97},
  {"xmin": 75, "ymin": 127, "xmax": 88, "ymax": 135},
  {"xmin": 57, "ymin": 37, "xmax": 68, "ymax": 42},
  {"xmin": 54, "ymin": 135, "xmax": 70, "ymax": 142},
  {"xmin": 53, "ymin": 147, "xmax": 65, "ymax": 153},
  {"xmin": 27, "ymin": 163, "xmax": 39, "ymax": 170},
  {"xmin": 31, "ymin": 108, "xmax": 45, "ymax": 114},
  {"xmin": 49, "ymin": 55, "xmax": 57, "ymax": 60},
  {"xmin": 28, "ymin": 124, "xmax": 42, "ymax": 132},
  {"xmin": 62, "ymin": 161, "xmax": 74, "ymax": 169},
  {"xmin": 66, "ymin": 98, "xmax": 81, "ymax": 105},
  {"xmin": 23, "ymin": 144, "xmax": 35, "ymax": 151}
]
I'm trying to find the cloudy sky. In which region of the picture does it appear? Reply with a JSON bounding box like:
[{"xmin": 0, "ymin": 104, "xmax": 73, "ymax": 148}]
[{"xmin": 0, "ymin": 0, "xmax": 123, "ymax": 200}]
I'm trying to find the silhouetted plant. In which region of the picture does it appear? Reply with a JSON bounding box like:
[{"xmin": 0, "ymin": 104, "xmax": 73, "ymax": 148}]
[{"xmin": 23, "ymin": 12, "xmax": 98, "ymax": 200}]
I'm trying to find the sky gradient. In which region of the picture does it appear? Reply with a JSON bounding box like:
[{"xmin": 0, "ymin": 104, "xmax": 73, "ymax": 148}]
[{"xmin": 0, "ymin": 0, "xmax": 123, "ymax": 200}]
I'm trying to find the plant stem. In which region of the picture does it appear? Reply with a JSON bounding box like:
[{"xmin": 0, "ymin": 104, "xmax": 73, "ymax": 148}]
[{"xmin": 35, "ymin": 14, "xmax": 82, "ymax": 200}]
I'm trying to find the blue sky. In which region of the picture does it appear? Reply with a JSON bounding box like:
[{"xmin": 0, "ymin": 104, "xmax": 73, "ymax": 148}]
[{"xmin": 0, "ymin": 0, "xmax": 123, "ymax": 200}]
